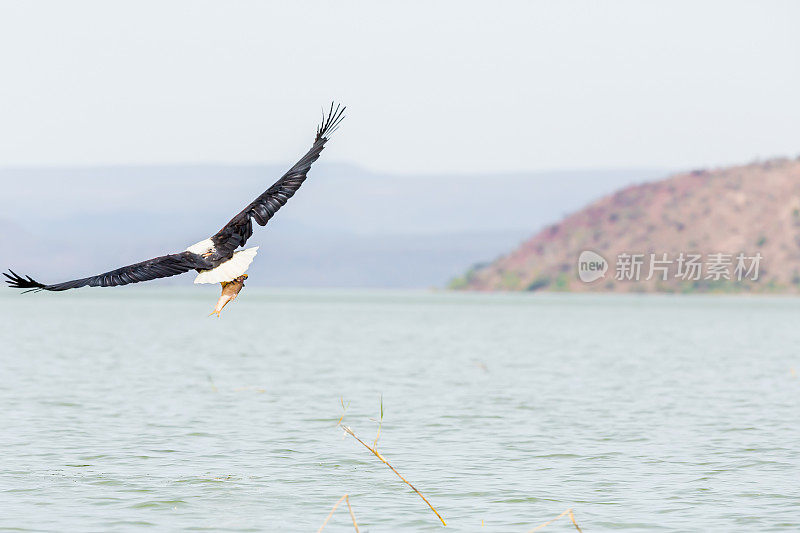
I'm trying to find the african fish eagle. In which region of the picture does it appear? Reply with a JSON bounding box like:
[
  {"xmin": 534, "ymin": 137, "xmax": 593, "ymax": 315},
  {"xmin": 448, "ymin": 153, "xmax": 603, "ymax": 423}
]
[{"xmin": 4, "ymin": 103, "xmax": 346, "ymax": 316}]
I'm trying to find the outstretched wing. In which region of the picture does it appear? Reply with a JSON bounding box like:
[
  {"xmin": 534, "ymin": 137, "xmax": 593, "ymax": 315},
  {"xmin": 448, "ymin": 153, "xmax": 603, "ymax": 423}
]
[
  {"xmin": 5, "ymin": 102, "xmax": 344, "ymax": 293},
  {"xmin": 209, "ymin": 102, "xmax": 345, "ymax": 259},
  {"xmin": 3, "ymin": 252, "xmax": 211, "ymax": 292}
]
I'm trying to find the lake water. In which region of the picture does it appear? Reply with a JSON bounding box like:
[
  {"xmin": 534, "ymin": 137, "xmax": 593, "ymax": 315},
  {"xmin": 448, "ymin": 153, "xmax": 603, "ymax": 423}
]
[{"xmin": 1, "ymin": 289, "xmax": 798, "ymax": 531}]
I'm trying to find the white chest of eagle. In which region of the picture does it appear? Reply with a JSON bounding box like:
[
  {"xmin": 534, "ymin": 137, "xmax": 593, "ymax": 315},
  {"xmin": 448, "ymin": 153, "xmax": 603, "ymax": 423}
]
[{"xmin": 192, "ymin": 244, "xmax": 259, "ymax": 285}]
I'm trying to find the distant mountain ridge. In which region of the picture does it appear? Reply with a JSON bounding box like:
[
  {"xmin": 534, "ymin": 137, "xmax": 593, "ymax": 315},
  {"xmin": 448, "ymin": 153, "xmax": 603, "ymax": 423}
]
[{"xmin": 453, "ymin": 158, "xmax": 800, "ymax": 293}]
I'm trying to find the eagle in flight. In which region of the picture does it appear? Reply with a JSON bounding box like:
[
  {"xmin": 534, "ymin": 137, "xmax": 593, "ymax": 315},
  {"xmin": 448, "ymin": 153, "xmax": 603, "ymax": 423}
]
[{"xmin": 4, "ymin": 103, "xmax": 345, "ymax": 316}]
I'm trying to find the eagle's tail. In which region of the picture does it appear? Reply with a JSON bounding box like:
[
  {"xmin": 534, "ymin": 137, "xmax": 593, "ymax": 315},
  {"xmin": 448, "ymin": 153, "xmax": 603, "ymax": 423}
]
[{"xmin": 3, "ymin": 270, "xmax": 47, "ymax": 293}]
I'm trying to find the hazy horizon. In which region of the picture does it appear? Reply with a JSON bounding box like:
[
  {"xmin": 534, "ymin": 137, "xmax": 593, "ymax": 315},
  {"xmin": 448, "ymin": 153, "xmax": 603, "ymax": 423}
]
[{"xmin": 0, "ymin": 163, "xmax": 668, "ymax": 287}]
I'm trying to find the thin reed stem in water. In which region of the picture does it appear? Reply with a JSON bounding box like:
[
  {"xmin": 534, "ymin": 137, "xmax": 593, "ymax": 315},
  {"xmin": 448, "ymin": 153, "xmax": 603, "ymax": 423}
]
[
  {"xmin": 317, "ymin": 494, "xmax": 359, "ymax": 532},
  {"xmin": 340, "ymin": 424, "xmax": 446, "ymax": 526},
  {"xmin": 336, "ymin": 397, "xmax": 350, "ymax": 426},
  {"xmin": 372, "ymin": 394, "xmax": 383, "ymax": 449},
  {"xmin": 345, "ymin": 495, "xmax": 360, "ymax": 532},
  {"xmin": 526, "ymin": 508, "xmax": 582, "ymax": 532}
]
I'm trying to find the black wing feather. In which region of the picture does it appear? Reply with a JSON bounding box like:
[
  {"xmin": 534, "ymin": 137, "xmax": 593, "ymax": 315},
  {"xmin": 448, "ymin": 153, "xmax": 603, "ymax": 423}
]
[
  {"xmin": 209, "ymin": 102, "xmax": 345, "ymax": 259},
  {"xmin": 4, "ymin": 252, "xmax": 211, "ymax": 292},
  {"xmin": 5, "ymin": 102, "xmax": 344, "ymax": 293}
]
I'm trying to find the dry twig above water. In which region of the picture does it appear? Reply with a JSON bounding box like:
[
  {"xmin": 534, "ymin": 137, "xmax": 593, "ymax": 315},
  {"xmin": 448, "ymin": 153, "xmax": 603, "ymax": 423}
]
[
  {"xmin": 526, "ymin": 508, "xmax": 582, "ymax": 532},
  {"xmin": 337, "ymin": 398, "xmax": 446, "ymax": 527},
  {"xmin": 317, "ymin": 493, "xmax": 359, "ymax": 532}
]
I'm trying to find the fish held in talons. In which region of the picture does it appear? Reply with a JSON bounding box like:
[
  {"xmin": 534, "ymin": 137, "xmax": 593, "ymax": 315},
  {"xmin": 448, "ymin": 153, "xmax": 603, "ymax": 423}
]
[{"xmin": 210, "ymin": 274, "xmax": 248, "ymax": 317}]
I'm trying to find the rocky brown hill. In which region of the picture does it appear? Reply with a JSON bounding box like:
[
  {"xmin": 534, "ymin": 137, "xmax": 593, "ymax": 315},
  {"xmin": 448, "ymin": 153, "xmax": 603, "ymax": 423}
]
[{"xmin": 452, "ymin": 158, "xmax": 800, "ymax": 293}]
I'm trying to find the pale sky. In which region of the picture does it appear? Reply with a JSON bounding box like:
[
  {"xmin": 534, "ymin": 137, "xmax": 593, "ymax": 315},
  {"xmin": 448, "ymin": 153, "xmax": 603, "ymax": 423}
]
[{"xmin": 0, "ymin": 0, "xmax": 798, "ymax": 174}]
